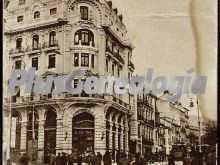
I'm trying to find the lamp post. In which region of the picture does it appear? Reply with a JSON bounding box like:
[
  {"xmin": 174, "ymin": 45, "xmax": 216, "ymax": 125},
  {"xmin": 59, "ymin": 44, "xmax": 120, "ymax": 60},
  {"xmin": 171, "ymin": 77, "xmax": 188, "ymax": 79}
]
[
  {"xmin": 188, "ymin": 94, "xmax": 202, "ymax": 152},
  {"xmin": 7, "ymin": 60, "xmax": 26, "ymax": 160}
]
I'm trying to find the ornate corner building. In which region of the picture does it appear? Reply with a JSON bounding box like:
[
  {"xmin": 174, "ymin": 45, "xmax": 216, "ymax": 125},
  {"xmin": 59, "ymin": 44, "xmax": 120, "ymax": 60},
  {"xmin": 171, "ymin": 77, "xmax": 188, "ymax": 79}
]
[{"xmin": 3, "ymin": 0, "xmax": 135, "ymax": 164}]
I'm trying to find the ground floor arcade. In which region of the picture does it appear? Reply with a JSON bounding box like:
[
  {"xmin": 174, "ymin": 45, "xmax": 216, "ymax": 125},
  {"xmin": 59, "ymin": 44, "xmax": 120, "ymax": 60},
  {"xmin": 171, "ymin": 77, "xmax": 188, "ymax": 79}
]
[{"xmin": 3, "ymin": 98, "xmax": 130, "ymax": 164}]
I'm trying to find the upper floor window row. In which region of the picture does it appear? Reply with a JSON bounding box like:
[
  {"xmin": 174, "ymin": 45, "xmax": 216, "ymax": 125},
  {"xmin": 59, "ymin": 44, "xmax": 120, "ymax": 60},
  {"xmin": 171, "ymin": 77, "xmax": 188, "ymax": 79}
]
[
  {"xmin": 74, "ymin": 29, "xmax": 94, "ymax": 47},
  {"xmin": 15, "ymin": 31, "xmax": 57, "ymax": 50}
]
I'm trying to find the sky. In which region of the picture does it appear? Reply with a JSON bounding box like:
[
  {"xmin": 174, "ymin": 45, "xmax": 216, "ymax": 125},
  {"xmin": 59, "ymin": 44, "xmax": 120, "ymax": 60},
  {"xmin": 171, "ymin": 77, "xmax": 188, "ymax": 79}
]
[{"xmin": 111, "ymin": 0, "xmax": 217, "ymax": 120}]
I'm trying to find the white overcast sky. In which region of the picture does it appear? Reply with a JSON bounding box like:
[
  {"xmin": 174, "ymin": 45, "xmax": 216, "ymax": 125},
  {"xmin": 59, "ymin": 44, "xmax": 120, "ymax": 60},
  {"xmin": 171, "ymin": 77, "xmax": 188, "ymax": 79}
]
[{"xmin": 111, "ymin": 0, "xmax": 217, "ymax": 120}]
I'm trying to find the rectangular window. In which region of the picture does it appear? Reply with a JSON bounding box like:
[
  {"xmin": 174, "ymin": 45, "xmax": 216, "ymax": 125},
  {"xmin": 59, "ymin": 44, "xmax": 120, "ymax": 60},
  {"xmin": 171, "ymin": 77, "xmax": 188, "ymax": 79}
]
[
  {"xmin": 15, "ymin": 60, "xmax": 21, "ymax": 69},
  {"xmin": 81, "ymin": 53, "xmax": 89, "ymax": 67},
  {"xmin": 106, "ymin": 59, "xmax": 109, "ymax": 72},
  {"xmin": 48, "ymin": 55, "xmax": 56, "ymax": 69},
  {"xmin": 112, "ymin": 64, "xmax": 115, "ymax": 76},
  {"xmin": 50, "ymin": 8, "xmax": 57, "ymax": 15},
  {"xmin": 74, "ymin": 79, "xmax": 79, "ymax": 88},
  {"xmin": 91, "ymin": 54, "xmax": 94, "ymax": 68},
  {"xmin": 74, "ymin": 53, "xmax": 79, "ymax": 67},
  {"xmin": 32, "ymin": 57, "xmax": 38, "ymax": 70},
  {"xmin": 80, "ymin": 6, "xmax": 88, "ymax": 20},
  {"xmin": 18, "ymin": 0, "xmax": 25, "ymax": 5},
  {"xmin": 117, "ymin": 68, "xmax": 120, "ymax": 77},
  {"xmin": 17, "ymin": 16, "xmax": 23, "ymax": 22}
]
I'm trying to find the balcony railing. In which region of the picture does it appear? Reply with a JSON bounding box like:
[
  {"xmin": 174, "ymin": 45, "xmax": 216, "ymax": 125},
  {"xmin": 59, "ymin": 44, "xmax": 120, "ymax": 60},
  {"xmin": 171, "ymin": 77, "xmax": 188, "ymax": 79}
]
[
  {"xmin": 128, "ymin": 61, "xmax": 135, "ymax": 69},
  {"xmin": 9, "ymin": 47, "xmax": 25, "ymax": 55},
  {"xmin": 42, "ymin": 40, "xmax": 59, "ymax": 48},
  {"xmin": 106, "ymin": 45, "xmax": 125, "ymax": 64},
  {"xmin": 7, "ymin": 93, "xmax": 132, "ymax": 110},
  {"xmin": 26, "ymin": 43, "xmax": 42, "ymax": 52}
]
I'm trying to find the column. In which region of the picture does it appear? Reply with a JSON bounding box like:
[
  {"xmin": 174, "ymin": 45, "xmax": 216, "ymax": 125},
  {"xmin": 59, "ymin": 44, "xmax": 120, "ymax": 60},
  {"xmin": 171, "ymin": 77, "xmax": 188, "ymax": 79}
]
[
  {"xmin": 20, "ymin": 121, "xmax": 27, "ymax": 152},
  {"xmin": 94, "ymin": 118, "xmax": 106, "ymax": 155},
  {"xmin": 56, "ymin": 118, "xmax": 65, "ymax": 154},
  {"xmin": 62, "ymin": 119, "xmax": 72, "ymax": 154},
  {"xmin": 98, "ymin": 30, "xmax": 106, "ymax": 75},
  {"xmin": 165, "ymin": 129, "xmax": 169, "ymax": 155},
  {"xmin": 115, "ymin": 124, "xmax": 119, "ymax": 150},
  {"xmin": 37, "ymin": 119, "xmax": 45, "ymax": 164},
  {"xmin": 124, "ymin": 117, "xmax": 129, "ymax": 153},
  {"xmin": 109, "ymin": 122, "xmax": 113, "ymax": 150},
  {"xmin": 120, "ymin": 126, "xmax": 124, "ymax": 151}
]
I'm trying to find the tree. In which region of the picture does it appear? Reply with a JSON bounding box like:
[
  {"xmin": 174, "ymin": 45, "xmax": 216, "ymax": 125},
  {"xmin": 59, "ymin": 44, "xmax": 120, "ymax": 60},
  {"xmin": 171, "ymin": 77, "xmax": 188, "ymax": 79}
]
[
  {"xmin": 188, "ymin": 132, "xmax": 198, "ymax": 146},
  {"xmin": 202, "ymin": 120, "xmax": 217, "ymax": 147}
]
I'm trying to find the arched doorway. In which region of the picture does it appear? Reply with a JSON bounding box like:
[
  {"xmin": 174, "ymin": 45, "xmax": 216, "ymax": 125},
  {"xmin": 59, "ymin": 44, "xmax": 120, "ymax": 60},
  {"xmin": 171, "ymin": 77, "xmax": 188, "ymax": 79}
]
[
  {"xmin": 44, "ymin": 107, "xmax": 57, "ymax": 163},
  {"xmin": 72, "ymin": 112, "xmax": 95, "ymax": 154},
  {"xmin": 26, "ymin": 109, "xmax": 39, "ymax": 163},
  {"xmin": 11, "ymin": 110, "xmax": 21, "ymax": 163}
]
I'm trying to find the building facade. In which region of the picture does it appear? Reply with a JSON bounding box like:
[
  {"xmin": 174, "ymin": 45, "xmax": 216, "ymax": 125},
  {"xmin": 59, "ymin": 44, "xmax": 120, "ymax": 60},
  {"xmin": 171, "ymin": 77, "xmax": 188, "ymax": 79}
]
[{"xmin": 3, "ymin": 0, "xmax": 135, "ymax": 164}]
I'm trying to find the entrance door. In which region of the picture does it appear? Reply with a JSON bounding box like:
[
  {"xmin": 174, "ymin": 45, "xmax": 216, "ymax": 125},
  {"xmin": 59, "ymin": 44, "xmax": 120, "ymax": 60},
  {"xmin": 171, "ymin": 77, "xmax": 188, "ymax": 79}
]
[
  {"xmin": 44, "ymin": 108, "xmax": 57, "ymax": 163},
  {"xmin": 72, "ymin": 112, "xmax": 95, "ymax": 155}
]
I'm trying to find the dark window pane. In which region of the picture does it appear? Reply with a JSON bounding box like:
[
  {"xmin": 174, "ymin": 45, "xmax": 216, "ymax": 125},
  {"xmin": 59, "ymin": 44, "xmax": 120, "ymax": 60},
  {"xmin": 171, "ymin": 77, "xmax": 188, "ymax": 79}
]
[
  {"xmin": 34, "ymin": 11, "xmax": 40, "ymax": 19},
  {"xmin": 18, "ymin": 0, "xmax": 25, "ymax": 5},
  {"xmin": 49, "ymin": 31, "xmax": 56, "ymax": 46},
  {"xmin": 16, "ymin": 38, "xmax": 22, "ymax": 49},
  {"xmin": 80, "ymin": 6, "xmax": 88, "ymax": 20},
  {"xmin": 48, "ymin": 55, "xmax": 56, "ymax": 68},
  {"xmin": 32, "ymin": 35, "xmax": 39, "ymax": 49},
  {"xmin": 17, "ymin": 16, "xmax": 23, "ymax": 22},
  {"xmin": 32, "ymin": 57, "xmax": 38, "ymax": 70},
  {"xmin": 112, "ymin": 64, "xmax": 114, "ymax": 76},
  {"xmin": 81, "ymin": 53, "xmax": 89, "ymax": 67},
  {"xmin": 50, "ymin": 8, "xmax": 57, "ymax": 15},
  {"xmin": 91, "ymin": 54, "xmax": 94, "ymax": 68},
  {"xmin": 15, "ymin": 60, "xmax": 22, "ymax": 69},
  {"xmin": 106, "ymin": 59, "xmax": 108, "ymax": 72},
  {"xmin": 74, "ymin": 53, "xmax": 79, "ymax": 67}
]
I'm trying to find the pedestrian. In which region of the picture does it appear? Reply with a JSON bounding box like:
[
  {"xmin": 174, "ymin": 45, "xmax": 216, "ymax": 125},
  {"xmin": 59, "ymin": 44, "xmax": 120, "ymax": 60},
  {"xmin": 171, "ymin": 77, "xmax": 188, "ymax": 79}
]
[
  {"xmin": 60, "ymin": 152, "xmax": 67, "ymax": 165},
  {"xmin": 50, "ymin": 153, "xmax": 56, "ymax": 165},
  {"xmin": 19, "ymin": 153, "xmax": 30, "ymax": 165},
  {"xmin": 183, "ymin": 153, "xmax": 192, "ymax": 165},
  {"xmin": 97, "ymin": 152, "xmax": 102, "ymax": 165},
  {"xmin": 77, "ymin": 154, "xmax": 83, "ymax": 165},
  {"xmin": 56, "ymin": 153, "xmax": 61, "ymax": 165},
  {"xmin": 103, "ymin": 150, "xmax": 112, "ymax": 165},
  {"xmin": 168, "ymin": 153, "xmax": 175, "ymax": 165}
]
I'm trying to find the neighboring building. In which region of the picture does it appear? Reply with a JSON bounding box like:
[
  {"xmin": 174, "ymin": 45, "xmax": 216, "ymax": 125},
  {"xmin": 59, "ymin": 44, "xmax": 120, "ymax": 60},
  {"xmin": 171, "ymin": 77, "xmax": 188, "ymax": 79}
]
[
  {"xmin": 157, "ymin": 91, "xmax": 190, "ymax": 154},
  {"xmin": 132, "ymin": 94, "xmax": 156, "ymax": 154},
  {"xmin": 3, "ymin": 0, "xmax": 134, "ymax": 164}
]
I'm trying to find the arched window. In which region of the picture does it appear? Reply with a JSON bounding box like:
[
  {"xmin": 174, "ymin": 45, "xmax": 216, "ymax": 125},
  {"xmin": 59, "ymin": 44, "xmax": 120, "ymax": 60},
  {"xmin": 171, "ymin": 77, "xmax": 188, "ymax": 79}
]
[
  {"xmin": 74, "ymin": 29, "xmax": 94, "ymax": 46},
  {"xmin": 32, "ymin": 35, "xmax": 39, "ymax": 50},
  {"xmin": 12, "ymin": 111, "xmax": 21, "ymax": 153},
  {"xmin": 72, "ymin": 112, "xmax": 95, "ymax": 154},
  {"xmin": 44, "ymin": 108, "xmax": 57, "ymax": 163},
  {"xmin": 34, "ymin": 11, "xmax": 40, "ymax": 19},
  {"xmin": 16, "ymin": 38, "xmax": 22, "ymax": 50},
  {"xmin": 49, "ymin": 31, "xmax": 56, "ymax": 46}
]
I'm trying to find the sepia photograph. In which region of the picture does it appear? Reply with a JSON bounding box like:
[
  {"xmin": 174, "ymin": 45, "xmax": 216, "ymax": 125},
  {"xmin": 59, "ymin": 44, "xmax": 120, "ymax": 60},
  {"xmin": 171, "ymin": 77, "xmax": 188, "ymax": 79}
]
[{"xmin": 2, "ymin": 0, "xmax": 217, "ymax": 165}]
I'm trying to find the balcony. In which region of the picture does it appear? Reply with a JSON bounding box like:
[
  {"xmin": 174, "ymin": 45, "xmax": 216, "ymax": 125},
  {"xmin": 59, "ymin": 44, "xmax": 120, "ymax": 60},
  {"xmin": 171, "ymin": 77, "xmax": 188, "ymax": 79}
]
[
  {"xmin": 106, "ymin": 45, "xmax": 125, "ymax": 64},
  {"xmin": 128, "ymin": 61, "xmax": 135, "ymax": 70},
  {"xmin": 142, "ymin": 138, "xmax": 154, "ymax": 146},
  {"xmin": 138, "ymin": 115, "xmax": 144, "ymax": 121},
  {"xmin": 9, "ymin": 47, "xmax": 25, "ymax": 57},
  {"xmin": 26, "ymin": 44, "xmax": 42, "ymax": 55},
  {"xmin": 6, "ymin": 93, "xmax": 131, "ymax": 111},
  {"xmin": 42, "ymin": 40, "xmax": 59, "ymax": 51}
]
